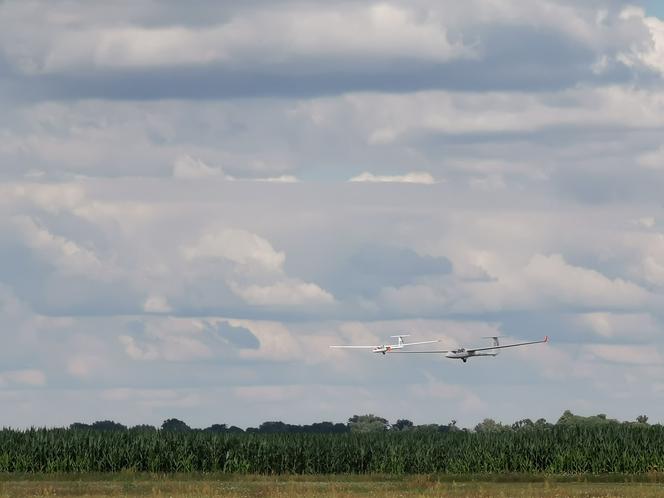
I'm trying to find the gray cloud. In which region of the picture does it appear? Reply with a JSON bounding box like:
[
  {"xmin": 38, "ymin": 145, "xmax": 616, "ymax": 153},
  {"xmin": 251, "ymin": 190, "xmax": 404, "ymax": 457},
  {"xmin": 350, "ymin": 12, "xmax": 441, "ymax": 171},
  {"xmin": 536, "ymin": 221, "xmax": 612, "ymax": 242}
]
[
  {"xmin": 210, "ymin": 321, "xmax": 260, "ymax": 349},
  {"xmin": 2, "ymin": 0, "xmax": 664, "ymax": 428},
  {"xmin": 1, "ymin": 0, "xmax": 661, "ymax": 101}
]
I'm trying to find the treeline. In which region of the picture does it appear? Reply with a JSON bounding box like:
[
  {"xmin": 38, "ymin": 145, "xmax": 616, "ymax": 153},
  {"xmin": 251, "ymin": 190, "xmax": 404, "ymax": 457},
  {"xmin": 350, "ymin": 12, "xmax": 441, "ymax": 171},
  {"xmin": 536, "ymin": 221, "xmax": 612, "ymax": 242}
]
[
  {"xmin": 65, "ymin": 411, "xmax": 651, "ymax": 434},
  {"xmin": 1, "ymin": 416, "xmax": 664, "ymax": 474},
  {"xmin": 69, "ymin": 419, "xmax": 349, "ymax": 434}
]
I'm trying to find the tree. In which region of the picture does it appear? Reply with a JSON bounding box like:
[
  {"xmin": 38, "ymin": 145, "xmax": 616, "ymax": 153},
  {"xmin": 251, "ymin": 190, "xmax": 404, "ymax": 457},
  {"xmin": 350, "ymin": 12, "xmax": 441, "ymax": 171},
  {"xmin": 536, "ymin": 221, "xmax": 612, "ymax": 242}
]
[
  {"xmin": 348, "ymin": 414, "xmax": 389, "ymax": 433},
  {"xmin": 69, "ymin": 422, "xmax": 91, "ymax": 430},
  {"xmin": 307, "ymin": 422, "xmax": 349, "ymax": 433},
  {"xmin": 130, "ymin": 424, "xmax": 156, "ymax": 432},
  {"xmin": 392, "ymin": 419, "xmax": 414, "ymax": 431},
  {"xmin": 512, "ymin": 418, "xmax": 534, "ymax": 431},
  {"xmin": 474, "ymin": 418, "xmax": 507, "ymax": 432},
  {"xmin": 258, "ymin": 421, "xmax": 290, "ymax": 433},
  {"xmin": 534, "ymin": 418, "xmax": 552, "ymax": 429},
  {"xmin": 556, "ymin": 410, "xmax": 618, "ymax": 426},
  {"xmin": 637, "ymin": 415, "xmax": 649, "ymax": 424},
  {"xmin": 205, "ymin": 424, "xmax": 228, "ymax": 433},
  {"xmin": 413, "ymin": 424, "xmax": 443, "ymax": 432},
  {"xmin": 161, "ymin": 418, "xmax": 190, "ymax": 432},
  {"xmin": 91, "ymin": 420, "xmax": 127, "ymax": 431},
  {"xmin": 448, "ymin": 419, "xmax": 459, "ymax": 431}
]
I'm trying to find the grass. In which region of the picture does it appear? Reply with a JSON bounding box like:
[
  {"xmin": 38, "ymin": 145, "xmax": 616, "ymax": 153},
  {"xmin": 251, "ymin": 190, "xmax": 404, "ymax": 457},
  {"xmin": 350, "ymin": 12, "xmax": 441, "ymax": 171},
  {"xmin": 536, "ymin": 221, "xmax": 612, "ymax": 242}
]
[{"xmin": 1, "ymin": 474, "xmax": 664, "ymax": 497}]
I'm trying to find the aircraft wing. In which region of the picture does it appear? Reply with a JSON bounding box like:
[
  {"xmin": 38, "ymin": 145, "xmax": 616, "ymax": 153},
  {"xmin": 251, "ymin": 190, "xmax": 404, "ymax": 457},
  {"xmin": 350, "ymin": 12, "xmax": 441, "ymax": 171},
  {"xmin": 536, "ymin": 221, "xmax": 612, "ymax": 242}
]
[
  {"xmin": 467, "ymin": 336, "xmax": 548, "ymax": 353},
  {"xmin": 402, "ymin": 340, "xmax": 439, "ymax": 347},
  {"xmin": 329, "ymin": 345, "xmax": 377, "ymax": 349},
  {"xmin": 389, "ymin": 349, "xmax": 450, "ymax": 354}
]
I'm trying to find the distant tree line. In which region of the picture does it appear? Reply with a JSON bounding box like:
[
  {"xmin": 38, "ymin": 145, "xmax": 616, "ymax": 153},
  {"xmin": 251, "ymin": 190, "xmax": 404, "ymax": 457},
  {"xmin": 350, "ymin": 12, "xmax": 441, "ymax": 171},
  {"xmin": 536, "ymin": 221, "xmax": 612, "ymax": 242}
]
[{"xmin": 66, "ymin": 410, "xmax": 652, "ymax": 434}]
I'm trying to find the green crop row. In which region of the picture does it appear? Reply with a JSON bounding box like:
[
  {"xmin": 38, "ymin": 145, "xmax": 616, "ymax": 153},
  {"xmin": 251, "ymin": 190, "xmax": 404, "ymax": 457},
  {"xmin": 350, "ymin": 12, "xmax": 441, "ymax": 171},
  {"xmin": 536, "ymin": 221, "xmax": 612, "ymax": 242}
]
[{"xmin": 1, "ymin": 425, "xmax": 663, "ymax": 474}]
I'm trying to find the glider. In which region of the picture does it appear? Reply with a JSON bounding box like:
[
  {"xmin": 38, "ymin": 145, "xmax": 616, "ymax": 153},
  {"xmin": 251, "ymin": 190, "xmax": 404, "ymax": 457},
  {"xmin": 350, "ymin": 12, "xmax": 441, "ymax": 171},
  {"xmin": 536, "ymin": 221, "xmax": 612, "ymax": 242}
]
[
  {"xmin": 330, "ymin": 335, "xmax": 439, "ymax": 355},
  {"xmin": 390, "ymin": 336, "xmax": 549, "ymax": 362}
]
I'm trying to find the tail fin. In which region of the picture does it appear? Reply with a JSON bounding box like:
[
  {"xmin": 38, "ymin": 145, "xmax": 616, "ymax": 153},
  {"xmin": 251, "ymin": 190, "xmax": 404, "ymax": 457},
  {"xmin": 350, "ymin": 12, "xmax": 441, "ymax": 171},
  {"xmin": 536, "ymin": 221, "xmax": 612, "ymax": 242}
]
[
  {"xmin": 390, "ymin": 334, "xmax": 410, "ymax": 347},
  {"xmin": 482, "ymin": 336, "xmax": 500, "ymax": 355}
]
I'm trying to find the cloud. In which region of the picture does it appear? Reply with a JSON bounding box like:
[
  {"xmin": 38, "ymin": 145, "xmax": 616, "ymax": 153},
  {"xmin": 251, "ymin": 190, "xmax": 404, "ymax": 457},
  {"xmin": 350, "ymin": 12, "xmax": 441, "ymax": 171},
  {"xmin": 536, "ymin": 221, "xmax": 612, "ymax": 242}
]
[
  {"xmin": 66, "ymin": 355, "xmax": 104, "ymax": 379},
  {"xmin": 255, "ymin": 175, "xmax": 299, "ymax": 183},
  {"xmin": 349, "ymin": 171, "xmax": 437, "ymax": 184},
  {"xmin": 0, "ymin": 369, "xmax": 46, "ymax": 387},
  {"xmin": 182, "ymin": 228, "xmax": 285, "ymax": 274},
  {"xmin": 332, "ymin": 86, "xmax": 664, "ymax": 145},
  {"xmin": 618, "ymin": 7, "xmax": 664, "ymax": 76},
  {"xmin": 12, "ymin": 215, "xmax": 113, "ymax": 280},
  {"xmin": 233, "ymin": 385, "xmax": 305, "ymax": 403},
  {"xmin": 2, "ymin": 0, "xmax": 655, "ymax": 101},
  {"xmin": 230, "ymin": 280, "xmax": 335, "ymax": 307},
  {"xmin": 574, "ymin": 312, "xmax": 660, "ymax": 339},
  {"xmin": 100, "ymin": 388, "xmax": 202, "ymax": 409},
  {"xmin": 118, "ymin": 318, "xmax": 213, "ymax": 362},
  {"xmin": 173, "ymin": 156, "xmax": 299, "ymax": 182},
  {"xmin": 173, "ymin": 155, "xmax": 224, "ymax": 179},
  {"xmin": 233, "ymin": 320, "xmax": 303, "ymax": 362},
  {"xmin": 638, "ymin": 146, "xmax": 664, "ymax": 169},
  {"xmin": 585, "ymin": 344, "xmax": 663, "ymax": 365},
  {"xmin": 14, "ymin": 4, "xmax": 476, "ymax": 74},
  {"xmin": 3, "ymin": 1, "xmax": 664, "ymax": 429},
  {"xmin": 411, "ymin": 377, "xmax": 485, "ymax": 413},
  {"xmin": 378, "ymin": 253, "xmax": 651, "ymax": 316},
  {"xmin": 143, "ymin": 295, "xmax": 172, "ymax": 313},
  {"xmin": 520, "ymin": 253, "xmax": 650, "ymax": 309},
  {"xmin": 210, "ymin": 321, "xmax": 260, "ymax": 349},
  {"xmin": 633, "ymin": 216, "xmax": 656, "ymax": 228}
]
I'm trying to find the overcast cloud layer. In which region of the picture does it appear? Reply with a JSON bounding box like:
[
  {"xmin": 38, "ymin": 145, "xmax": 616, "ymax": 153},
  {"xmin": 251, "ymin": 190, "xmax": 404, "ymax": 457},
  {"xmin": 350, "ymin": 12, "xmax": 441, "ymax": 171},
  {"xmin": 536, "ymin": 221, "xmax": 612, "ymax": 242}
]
[{"xmin": 1, "ymin": 0, "xmax": 664, "ymax": 428}]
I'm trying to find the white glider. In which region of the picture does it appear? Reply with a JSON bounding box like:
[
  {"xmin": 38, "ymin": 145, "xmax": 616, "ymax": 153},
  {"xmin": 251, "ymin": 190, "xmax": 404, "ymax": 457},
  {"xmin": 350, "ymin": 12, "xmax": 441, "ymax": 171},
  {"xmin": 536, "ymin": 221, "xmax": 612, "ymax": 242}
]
[
  {"xmin": 330, "ymin": 335, "xmax": 439, "ymax": 355},
  {"xmin": 390, "ymin": 336, "xmax": 549, "ymax": 362}
]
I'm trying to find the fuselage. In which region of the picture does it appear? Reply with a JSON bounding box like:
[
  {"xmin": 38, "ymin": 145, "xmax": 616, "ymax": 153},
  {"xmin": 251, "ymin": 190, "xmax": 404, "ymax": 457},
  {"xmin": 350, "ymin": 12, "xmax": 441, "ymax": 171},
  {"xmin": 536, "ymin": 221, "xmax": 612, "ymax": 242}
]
[
  {"xmin": 445, "ymin": 350, "xmax": 471, "ymax": 360},
  {"xmin": 445, "ymin": 349, "xmax": 496, "ymax": 362}
]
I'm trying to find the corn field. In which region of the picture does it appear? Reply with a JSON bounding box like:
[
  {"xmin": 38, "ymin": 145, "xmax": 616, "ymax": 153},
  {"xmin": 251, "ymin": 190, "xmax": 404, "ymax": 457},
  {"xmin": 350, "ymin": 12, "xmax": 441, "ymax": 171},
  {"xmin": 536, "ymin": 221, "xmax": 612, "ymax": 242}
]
[{"xmin": 1, "ymin": 425, "xmax": 663, "ymax": 474}]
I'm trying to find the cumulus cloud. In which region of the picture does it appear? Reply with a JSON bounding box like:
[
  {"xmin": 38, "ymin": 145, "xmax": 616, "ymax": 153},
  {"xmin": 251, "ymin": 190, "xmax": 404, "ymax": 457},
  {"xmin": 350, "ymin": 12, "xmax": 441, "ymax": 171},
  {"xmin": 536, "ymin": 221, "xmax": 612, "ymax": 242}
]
[
  {"xmin": 520, "ymin": 254, "xmax": 650, "ymax": 309},
  {"xmin": 331, "ymin": 86, "xmax": 664, "ymax": 145},
  {"xmin": 10, "ymin": 4, "xmax": 476, "ymax": 74},
  {"xmin": 173, "ymin": 156, "xmax": 300, "ymax": 182},
  {"xmin": 12, "ymin": 215, "xmax": 113, "ymax": 279},
  {"xmin": 230, "ymin": 280, "xmax": 335, "ymax": 307},
  {"xmin": 182, "ymin": 228, "xmax": 285, "ymax": 274},
  {"xmin": 2, "ymin": 0, "xmax": 664, "ymax": 428},
  {"xmin": 618, "ymin": 7, "xmax": 664, "ymax": 76},
  {"xmin": 379, "ymin": 253, "xmax": 651, "ymax": 316},
  {"xmin": 349, "ymin": 171, "xmax": 437, "ymax": 184},
  {"xmin": 173, "ymin": 155, "xmax": 224, "ymax": 179},
  {"xmin": 118, "ymin": 319, "xmax": 213, "ymax": 362}
]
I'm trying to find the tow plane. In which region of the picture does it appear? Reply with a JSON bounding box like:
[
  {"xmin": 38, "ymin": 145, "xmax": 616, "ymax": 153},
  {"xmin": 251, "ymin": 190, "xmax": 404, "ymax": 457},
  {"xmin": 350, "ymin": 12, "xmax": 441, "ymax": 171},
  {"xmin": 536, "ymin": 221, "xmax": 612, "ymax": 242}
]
[
  {"xmin": 391, "ymin": 336, "xmax": 548, "ymax": 362},
  {"xmin": 329, "ymin": 335, "xmax": 439, "ymax": 355}
]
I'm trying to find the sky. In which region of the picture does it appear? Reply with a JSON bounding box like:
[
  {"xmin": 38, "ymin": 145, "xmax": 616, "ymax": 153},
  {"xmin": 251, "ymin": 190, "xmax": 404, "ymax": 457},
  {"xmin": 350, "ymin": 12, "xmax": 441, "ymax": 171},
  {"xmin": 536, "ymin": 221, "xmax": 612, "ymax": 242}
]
[{"xmin": 1, "ymin": 0, "xmax": 664, "ymax": 429}]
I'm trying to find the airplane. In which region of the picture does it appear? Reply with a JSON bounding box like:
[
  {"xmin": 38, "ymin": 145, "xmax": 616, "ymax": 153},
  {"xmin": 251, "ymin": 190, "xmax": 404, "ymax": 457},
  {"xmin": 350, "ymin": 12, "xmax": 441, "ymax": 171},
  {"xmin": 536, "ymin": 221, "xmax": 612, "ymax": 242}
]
[
  {"xmin": 329, "ymin": 335, "xmax": 439, "ymax": 355},
  {"xmin": 389, "ymin": 336, "xmax": 548, "ymax": 362}
]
